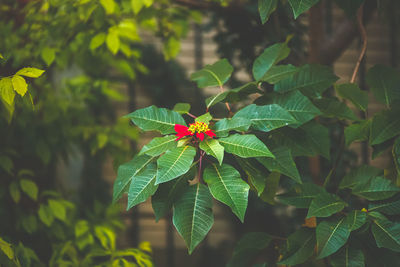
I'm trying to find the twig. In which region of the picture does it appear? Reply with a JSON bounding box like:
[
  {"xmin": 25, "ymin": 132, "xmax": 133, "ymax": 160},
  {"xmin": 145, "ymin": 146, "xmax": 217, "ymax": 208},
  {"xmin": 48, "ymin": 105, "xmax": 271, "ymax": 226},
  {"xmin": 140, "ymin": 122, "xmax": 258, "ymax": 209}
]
[
  {"xmin": 187, "ymin": 112, "xmax": 197, "ymax": 119},
  {"xmin": 350, "ymin": 4, "xmax": 368, "ymax": 83}
]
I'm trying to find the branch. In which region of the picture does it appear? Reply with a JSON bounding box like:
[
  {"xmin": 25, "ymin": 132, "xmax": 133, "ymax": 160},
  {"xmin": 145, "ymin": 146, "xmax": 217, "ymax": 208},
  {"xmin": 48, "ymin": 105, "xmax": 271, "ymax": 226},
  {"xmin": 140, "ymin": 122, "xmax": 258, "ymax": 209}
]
[{"xmin": 350, "ymin": 4, "xmax": 368, "ymax": 83}]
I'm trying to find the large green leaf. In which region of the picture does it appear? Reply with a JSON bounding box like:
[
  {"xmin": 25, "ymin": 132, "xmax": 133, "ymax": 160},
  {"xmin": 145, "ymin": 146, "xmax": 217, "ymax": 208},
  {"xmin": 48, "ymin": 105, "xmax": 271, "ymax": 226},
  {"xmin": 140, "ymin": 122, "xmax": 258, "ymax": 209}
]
[
  {"xmin": 307, "ymin": 192, "xmax": 346, "ymax": 218},
  {"xmin": 331, "ymin": 246, "xmax": 365, "ymax": 267},
  {"xmin": 370, "ymin": 109, "xmax": 400, "ymax": 145},
  {"xmin": 369, "ymin": 198, "xmax": 400, "ymax": 215},
  {"xmin": 279, "ymin": 228, "xmax": 316, "ymax": 265},
  {"xmin": 277, "ymin": 182, "xmax": 324, "ymax": 208},
  {"xmin": 260, "ymin": 64, "xmax": 299, "ymax": 84},
  {"xmin": 288, "ymin": 0, "xmax": 320, "ymax": 18},
  {"xmin": 219, "ymin": 134, "xmax": 274, "ymax": 158},
  {"xmin": 127, "ymin": 163, "xmax": 158, "ymax": 209},
  {"xmin": 344, "ymin": 210, "xmax": 367, "ymax": 231},
  {"xmin": 344, "ymin": 120, "xmax": 371, "ymax": 146},
  {"xmin": 352, "ymin": 176, "xmax": 400, "ymax": 201},
  {"xmin": 190, "ymin": 59, "xmax": 233, "ymax": 88},
  {"xmin": 258, "ymin": 0, "xmax": 278, "ymax": 24},
  {"xmin": 173, "ymin": 183, "xmax": 214, "ymax": 254},
  {"xmin": 252, "ymin": 43, "xmax": 290, "ymax": 81},
  {"xmin": 371, "ymin": 218, "xmax": 400, "ymax": 252},
  {"xmin": 316, "ymin": 218, "xmax": 350, "ymax": 259},
  {"xmin": 156, "ymin": 146, "xmax": 196, "ymax": 184},
  {"xmin": 113, "ymin": 155, "xmax": 155, "ymax": 202},
  {"xmin": 138, "ymin": 135, "xmax": 177, "ymax": 156},
  {"xmin": 233, "ymin": 104, "xmax": 297, "ymax": 132},
  {"xmin": 312, "ymin": 98, "xmax": 358, "ymax": 121},
  {"xmin": 366, "ymin": 65, "xmax": 400, "ymax": 107},
  {"xmin": 125, "ymin": 105, "xmax": 186, "ymax": 135},
  {"xmin": 199, "ymin": 139, "xmax": 224, "ymax": 165},
  {"xmin": 226, "ymin": 232, "xmax": 272, "ymax": 267},
  {"xmin": 339, "ymin": 164, "xmax": 382, "ymax": 189},
  {"xmin": 213, "ymin": 117, "xmax": 251, "ymax": 137},
  {"xmin": 151, "ymin": 168, "xmax": 194, "ymax": 221},
  {"xmin": 257, "ymin": 146, "xmax": 301, "ymax": 183},
  {"xmin": 274, "ymin": 64, "xmax": 338, "ymax": 96},
  {"xmin": 335, "ymin": 83, "xmax": 368, "ymax": 111},
  {"xmin": 236, "ymin": 158, "xmax": 268, "ymax": 196},
  {"xmin": 203, "ymin": 163, "xmax": 249, "ymax": 222},
  {"xmin": 205, "ymin": 83, "xmax": 261, "ymax": 109}
]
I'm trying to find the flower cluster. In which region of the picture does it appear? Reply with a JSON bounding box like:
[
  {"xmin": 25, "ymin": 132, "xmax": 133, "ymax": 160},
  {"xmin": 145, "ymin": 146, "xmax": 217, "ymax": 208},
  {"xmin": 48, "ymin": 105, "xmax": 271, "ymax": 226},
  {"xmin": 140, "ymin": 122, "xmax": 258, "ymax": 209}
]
[{"xmin": 175, "ymin": 121, "xmax": 216, "ymax": 141}]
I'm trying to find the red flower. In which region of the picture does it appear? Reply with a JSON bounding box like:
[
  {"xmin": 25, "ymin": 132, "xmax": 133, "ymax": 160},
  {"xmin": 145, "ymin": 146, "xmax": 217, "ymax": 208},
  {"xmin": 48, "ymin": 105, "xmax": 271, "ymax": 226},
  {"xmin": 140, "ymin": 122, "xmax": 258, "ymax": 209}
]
[{"xmin": 174, "ymin": 122, "xmax": 216, "ymax": 141}]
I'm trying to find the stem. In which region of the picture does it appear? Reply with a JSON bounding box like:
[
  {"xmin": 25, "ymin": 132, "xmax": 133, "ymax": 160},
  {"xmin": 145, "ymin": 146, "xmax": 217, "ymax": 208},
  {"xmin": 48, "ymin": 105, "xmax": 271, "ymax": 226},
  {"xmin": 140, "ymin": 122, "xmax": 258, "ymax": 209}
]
[
  {"xmin": 350, "ymin": 4, "xmax": 367, "ymax": 83},
  {"xmin": 187, "ymin": 112, "xmax": 197, "ymax": 119},
  {"xmin": 198, "ymin": 150, "xmax": 205, "ymax": 182}
]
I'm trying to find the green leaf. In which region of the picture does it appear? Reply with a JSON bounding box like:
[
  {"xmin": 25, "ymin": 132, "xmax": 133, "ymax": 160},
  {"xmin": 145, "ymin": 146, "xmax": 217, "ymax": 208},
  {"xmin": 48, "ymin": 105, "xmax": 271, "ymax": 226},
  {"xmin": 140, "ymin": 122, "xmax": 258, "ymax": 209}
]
[
  {"xmin": 195, "ymin": 112, "xmax": 212, "ymax": 124},
  {"xmin": 205, "ymin": 83, "xmax": 261, "ymax": 109},
  {"xmin": 307, "ymin": 192, "xmax": 346, "ymax": 218},
  {"xmin": 113, "ymin": 154, "xmax": 155, "ymax": 202},
  {"xmin": 138, "ymin": 135, "xmax": 177, "ymax": 157},
  {"xmin": 260, "ymin": 172, "xmax": 281, "ymax": 204},
  {"xmin": 16, "ymin": 68, "xmax": 45, "ymax": 78},
  {"xmin": 252, "ymin": 43, "xmax": 290, "ymax": 81},
  {"xmin": 20, "ymin": 179, "xmax": 38, "ymax": 201},
  {"xmin": 48, "ymin": 199, "xmax": 66, "ymax": 221},
  {"xmin": 9, "ymin": 182, "xmax": 20, "ymax": 203},
  {"xmin": 0, "ymin": 77, "xmax": 15, "ymax": 106},
  {"xmin": 344, "ymin": 120, "xmax": 371, "ymax": 146},
  {"xmin": 156, "ymin": 146, "xmax": 196, "ymax": 184},
  {"xmin": 331, "ymin": 246, "xmax": 365, "ymax": 267},
  {"xmin": 261, "ymin": 64, "xmax": 299, "ymax": 84},
  {"xmin": 38, "ymin": 204, "xmax": 54, "ymax": 227},
  {"xmin": 369, "ymin": 198, "xmax": 400, "ymax": 215},
  {"xmin": 312, "ymin": 98, "xmax": 358, "ymax": 121},
  {"xmin": 371, "ymin": 218, "xmax": 400, "ymax": 252},
  {"xmin": 100, "ymin": 0, "xmax": 115, "ymax": 14},
  {"xmin": 203, "ymin": 163, "xmax": 249, "ymax": 222},
  {"xmin": 274, "ymin": 64, "xmax": 338, "ymax": 96},
  {"xmin": 90, "ymin": 33, "xmax": 106, "ymax": 51},
  {"xmin": 95, "ymin": 226, "xmax": 115, "ymax": 250},
  {"xmin": 227, "ymin": 232, "xmax": 272, "ymax": 267},
  {"xmin": 288, "ymin": 0, "xmax": 320, "ymax": 19},
  {"xmin": 339, "ymin": 164, "xmax": 382, "ymax": 189},
  {"xmin": 236, "ymin": 158, "xmax": 268, "ymax": 196},
  {"xmin": 125, "ymin": 105, "xmax": 186, "ymax": 134},
  {"xmin": 335, "ymin": 83, "xmax": 368, "ymax": 111},
  {"xmin": 233, "ymin": 104, "xmax": 297, "ymax": 132},
  {"xmin": 127, "ymin": 163, "xmax": 158, "ymax": 209},
  {"xmin": 0, "ymin": 237, "xmax": 14, "ymax": 260},
  {"xmin": 370, "ymin": 109, "xmax": 400, "ymax": 145},
  {"xmin": 173, "ymin": 103, "xmax": 191, "ymax": 114},
  {"xmin": 190, "ymin": 59, "xmax": 233, "ymax": 88},
  {"xmin": 213, "ymin": 117, "xmax": 251, "ymax": 137},
  {"xmin": 277, "ymin": 182, "xmax": 324, "ymax": 208},
  {"xmin": 219, "ymin": 134, "xmax": 274, "ymax": 158},
  {"xmin": 199, "ymin": 139, "xmax": 224, "ymax": 165},
  {"xmin": 258, "ymin": 0, "xmax": 278, "ymax": 24},
  {"xmin": 163, "ymin": 36, "xmax": 180, "ymax": 60},
  {"xmin": 352, "ymin": 176, "xmax": 400, "ymax": 201},
  {"xmin": 0, "ymin": 53, "xmax": 3, "ymax": 59},
  {"xmin": 152, "ymin": 168, "xmax": 194, "ymax": 221},
  {"xmin": 279, "ymin": 228, "xmax": 316, "ymax": 265},
  {"xmin": 106, "ymin": 30, "xmax": 120, "ymax": 55},
  {"xmin": 173, "ymin": 183, "xmax": 214, "ymax": 254},
  {"xmin": 12, "ymin": 75, "xmax": 28, "ymax": 96},
  {"xmin": 366, "ymin": 65, "xmax": 400, "ymax": 107},
  {"xmin": 41, "ymin": 47, "xmax": 56, "ymax": 66},
  {"xmin": 257, "ymin": 146, "xmax": 301, "ymax": 183},
  {"xmin": 394, "ymin": 137, "xmax": 400, "ymax": 176},
  {"xmin": 0, "ymin": 155, "xmax": 13, "ymax": 174},
  {"xmin": 316, "ymin": 218, "xmax": 350, "ymax": 259},
  {"xmin": 345, "ymin": 210, "xmax": 367, "ymax": 231}
]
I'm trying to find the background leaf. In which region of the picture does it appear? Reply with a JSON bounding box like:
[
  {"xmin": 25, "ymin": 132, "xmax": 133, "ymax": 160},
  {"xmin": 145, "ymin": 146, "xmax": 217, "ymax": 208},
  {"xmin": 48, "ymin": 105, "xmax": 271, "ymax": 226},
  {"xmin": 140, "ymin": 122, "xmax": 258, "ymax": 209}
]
[
  {"xmin": 258, "ymin": 0, "xmax": 278, "ymax": 24},
  {"xmin": 288, "ymin": 0, "xmax": 320, "ymax": 18},
  {"xmin": 331, "ymin": 246, "xmax": 364, "ymax": 267},
  {"xmin": 279, "ymin": 228, "xmax": 316, "ymax": 265},
  {"xmin": 352, "ymin": 176, "xmax": 400, "ymax": 201},
  {"xmin": 190, "ymin": 59, "xmax": 233, "ymax": 88},
  {"xmin": 370, "ymin": 109, "xmax": 400, "ymax": 145},
  {"xmin": 335, "ymin": 83, "xmax": 368, "ymax": 111},
  {"xmin": 366, "ymin": 64, "xmax": 400, "ymax": 107},
  {"xmin": 20, "ymin": 179, "xmax": 38, "ymax": 201}
]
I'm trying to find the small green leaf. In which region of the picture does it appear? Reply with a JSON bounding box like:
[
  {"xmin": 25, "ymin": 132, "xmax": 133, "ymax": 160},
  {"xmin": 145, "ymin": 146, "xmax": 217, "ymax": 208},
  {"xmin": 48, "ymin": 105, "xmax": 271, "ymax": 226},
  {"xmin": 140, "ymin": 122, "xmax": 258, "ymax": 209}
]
[
  {"xmin": 90, "ymin": 33, "xmax": 106, "ymax": 51},
  {"xmin": 0, "ymin": 237, "xmax": 14, "ymax": 260},
  {"xmin": 307, "ymin": 192, "xmax": 346, "ymax": 218},
  {"xmin": 100, "ymin": 0, "xmax": 115, "ymax": 14},
  {"xmin": 227, "ymin": 232, "xmax": 272, "ymax": 267},
  {"xmin": 156, "ymin": 146, "xmax": 196, "ymax": 184},
  {"xmin": 344, "ymin": 120, "xmax": 371, "ymax": 146},
  {"xmin": 163, "ymin": 36, "xmax": 180, "ymax": 60},
  {"xmin": 173, "ymin": 103, "xmax": 191, "ymax": 114},
  {"xmin": 335, "ymin": 83, "xmax": 368, "ymax": 111},
  {"xmin": 213, "ymin": 117, "xmax": 251, "ymax": 137},
  {"xmin": 277, "ymin": 182, "xmax": 324, "ymax": 208},
  {"xmin": 203, "ymin": 163, "xmax": 249, "ymax": 222},
  {"xmin": 199, "ymin": 139, "xmax": 224, "ymax": 165},
  {"xmin": 16, "ymin": 68, "xmax": 45, "ymax": 78},
  {"xmin": 370, "ymin": 109, "xmax": 400, "ymax": 145},
  {"xmin": 344, "ymin": 210, "xmax": 367, "ymax": 231},
  {"xmin": 219, "ymin": 134, "xmax": 274, "ymax": 158},
  {"xmin": 173, "ymin": 183, "xmax": 214, "ymax": 254},
  {"xmin": 9, "ymin": 182, "xmax": 20, "ymax": 203},
  {"xmin": 106, "ymin": 29, "xmax": 120, "ymax": 55},
  {"xmin": 261, "ymin": 64, "xmax": 299, "ymax": 84},
  {"xmin": 127, "ymin": 163, "xmax": 158, "ymax": 209},
  {"xmin": 288, "ymin": 0, "xmax": 320, "ymax": 19},
  {"xmin": 20, "ymin": 179, "xmax": 38, "ymax": 201},
  {"xmin": 279, "ymin": 228, "xmax": 316, "ymax": 265},
  {"xmin": 352, "ymin": 176, "xmax": 400, "ymax": 201},
  {"xmin": 95, "ymin": 226, "xmax": 115, "ymax": 250},
  {"xmin": 138, "ymin": 135, "xmax": 177, "ymax": 157},
  {"xmin": 316, "ymin": 218, "xmax": 350, "ymax": 259},
  {"xmin": 48, "ymin": 199, "xmax": 66, "ymax": 221},
  {"xmin": 331, "ymin": 246, "xmax": 365, "ymax": 267},
  {"xmin": 253, "ymin": 42, "xmax": 290, "ymax": 81},
  {"xmin": 190, "ymin": 59, "xmax": 233, "ymax": 88},
  {"xmin": 41, "ymin": 47, "xmax": 56, "ymax": 66},
  {"xmin": 12, "ymin": 75, "xmax": 28, "ymax": 96},
  {"xmin": 0, "ymin": 77, "xmax": 15, "ymax": 106},
  {"xmin": 0, "ymin": 53, "xmax": 3, "ymax": 59},
  {"xmin": 38, "ymin": 204, "xmax": 54, "ymax": 227},
  {"xmin": 371, "ymin": 218, "xmax": 400, "ymax": 252},
  {"xmin": 366, "ymin": 64, "xmax": 400, "ymax": 107},
  {"xmin": 131, "ymin": 0, "xmax": 144, "ymax": 14},
  {"xmin": 258, "ymin": 0, "xmax": 278, "ymax": 24},
  {"xmin": 195, "ymin": 112, "xmax": 212, "ymax": 124}
]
